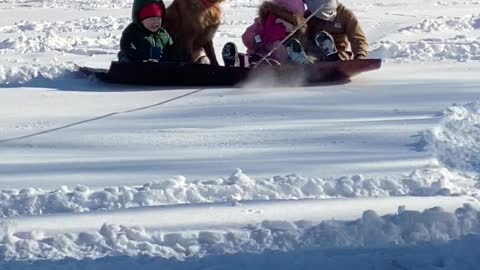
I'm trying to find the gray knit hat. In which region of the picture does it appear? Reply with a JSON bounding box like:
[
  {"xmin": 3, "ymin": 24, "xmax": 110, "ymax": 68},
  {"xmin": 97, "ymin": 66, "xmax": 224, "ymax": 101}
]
[{"xmin": 304, "ymin": 0, "xmax": 338, "ymax": 21}]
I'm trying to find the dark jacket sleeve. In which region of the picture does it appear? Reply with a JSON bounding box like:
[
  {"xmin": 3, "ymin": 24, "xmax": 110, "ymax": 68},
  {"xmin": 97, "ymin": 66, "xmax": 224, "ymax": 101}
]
[
  {"xmin": 162, "ymin": 34, "xmax": 175, "ymax": 61},
  {"xmin": 118, "ymin": 25, "xmax": 143, "ymax": 62},
  {"xmin": 161, "ymin": 31, "xmax": 184, "ymax": 62}
]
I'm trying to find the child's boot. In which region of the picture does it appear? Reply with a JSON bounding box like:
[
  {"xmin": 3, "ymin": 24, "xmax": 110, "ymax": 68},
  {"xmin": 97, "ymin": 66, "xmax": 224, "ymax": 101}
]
[
  {"xmin": 285, "ymin": 38, "xmax": 310, "ymax": 64},
  {"xmin": 314, "ymin": 31, "xmax": 339, "ymax": 61},
  {"xmin": 222, "ymin": 42, "xmax": 240, "ymax": 67}
]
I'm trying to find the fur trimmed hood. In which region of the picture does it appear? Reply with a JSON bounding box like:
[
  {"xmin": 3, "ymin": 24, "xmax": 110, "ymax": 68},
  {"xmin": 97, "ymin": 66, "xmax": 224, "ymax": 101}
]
[{"xmin": 259, "ymin": 1, "xmax": 306, "ymax": 29}]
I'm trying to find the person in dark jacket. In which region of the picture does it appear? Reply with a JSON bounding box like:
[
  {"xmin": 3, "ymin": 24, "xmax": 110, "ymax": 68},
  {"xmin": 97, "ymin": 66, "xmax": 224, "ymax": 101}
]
[{"xmin": 118, "ymin": 0, "xmax": 177, "ymax": 62}]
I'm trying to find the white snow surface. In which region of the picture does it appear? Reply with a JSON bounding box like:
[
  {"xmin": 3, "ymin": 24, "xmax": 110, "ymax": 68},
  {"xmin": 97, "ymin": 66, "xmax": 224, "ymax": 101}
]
[
  {"xmin": 0, "ymin": 200, "xmax": 479, "ymax": 262},
  {"xmin": 1, "ymin": 0, "xmax": 480, "ymax": 268},
  {"xmin": 370, "ymin": 14, "xmax": 480, "ymax": 61},
  {"xmin": 424, "ymin": 101, "xmax": 480, "ymax": 175},
  {"xmin": 0, "ymin": 168, "xmax": 473, "ymax": 218}
]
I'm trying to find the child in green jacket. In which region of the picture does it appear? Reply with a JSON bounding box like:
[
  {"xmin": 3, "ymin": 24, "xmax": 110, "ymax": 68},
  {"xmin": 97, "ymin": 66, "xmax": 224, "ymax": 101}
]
[{"xmin": 118, "ymin": 0, "xmax": 176, "ymax": 62}]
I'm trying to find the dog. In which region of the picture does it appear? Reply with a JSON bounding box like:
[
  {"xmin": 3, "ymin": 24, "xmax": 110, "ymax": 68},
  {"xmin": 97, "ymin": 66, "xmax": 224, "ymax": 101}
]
[{"xmin": 163, "ymin": 0, "xmax": 225, "ymax": 65}]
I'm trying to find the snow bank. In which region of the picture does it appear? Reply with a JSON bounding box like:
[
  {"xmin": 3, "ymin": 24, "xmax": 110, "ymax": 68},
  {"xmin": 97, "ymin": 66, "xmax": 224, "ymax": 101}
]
[
  {"xmin": 3, "ymin": 235, "xmax": 479, "ymax": 270},
  {"xmin": 0, "ymin": 32, "xmax": 118, "ymax": 55},
  {"xmin": 423, "ymin": 101, "xmax": 480, "ymax": 177},
  {"xmin": 0, "ymin": 61, "xmax": 76, "ymax": 85},
  {"xmin": 370, "ymin": 38, "xmax": 480, "ymax": 62},
  {"xmin": 0, "ymin": 16, "xmax": 127, "ymax": 85},
  {"xmin": 1, "ymin": 204, "xmax": 479, "ymax": 262},
  {"xmin": 1, "ymin": 16, "xmax": 129, "ymax": 35},
  {"xmin": 400, "ymin": 15, "xmax": 480, "ymax": 32},
  {"xmin": 5, "ymin": 0, "xmax": 133, "ymax": 9},
  {"xmin": 0, "ymin": 168, "xmax": 474, "ymax": 218},
  {"xmin": 371, "ymin": 14, "xmax": 480, "ymax": 62},
  {"xmin": 0, "ymin": 16, "xmax": 125, "ymax": 56}
]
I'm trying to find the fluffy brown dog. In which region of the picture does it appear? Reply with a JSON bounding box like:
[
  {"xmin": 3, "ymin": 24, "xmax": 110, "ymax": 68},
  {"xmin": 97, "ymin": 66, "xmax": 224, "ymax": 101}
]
[{"xmin": 163, "ymin": 0, "xmax": 225, "ymax": 65}]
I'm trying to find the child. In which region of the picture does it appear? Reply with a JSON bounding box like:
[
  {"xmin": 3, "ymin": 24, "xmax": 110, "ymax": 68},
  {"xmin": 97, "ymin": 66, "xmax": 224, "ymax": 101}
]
[
  {"xmin": 222, "ymin": 0, "xmax": 310, "ymax": 67},
  {"xmin": 118, "ymin": 0, "xmax": 176, "ymax": 62},
  {"xmin": 304, "ymin": 0, "xmax": 368, "ymax": 61}
]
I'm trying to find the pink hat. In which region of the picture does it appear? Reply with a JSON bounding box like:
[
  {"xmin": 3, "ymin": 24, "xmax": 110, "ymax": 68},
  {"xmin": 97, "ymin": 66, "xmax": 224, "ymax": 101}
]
[{"xmin": 272, "ymin": 0, "xmax": 305, "ymax": 16}]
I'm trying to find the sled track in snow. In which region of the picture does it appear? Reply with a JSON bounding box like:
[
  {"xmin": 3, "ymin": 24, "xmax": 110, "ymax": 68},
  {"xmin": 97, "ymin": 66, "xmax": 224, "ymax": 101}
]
[{"xmin": 0, "ymin": 88, "xmax": 206, "ymax": 144}]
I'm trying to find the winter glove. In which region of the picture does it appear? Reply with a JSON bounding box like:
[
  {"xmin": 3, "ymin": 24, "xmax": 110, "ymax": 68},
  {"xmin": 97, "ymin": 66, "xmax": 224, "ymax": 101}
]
[
  {"xmin": 150, "ymin": 47, "xmax": 163, "ymax": 60},
  {"xmin": 275, "ymin": 18, "xmax": 295, "ymax": 33}
]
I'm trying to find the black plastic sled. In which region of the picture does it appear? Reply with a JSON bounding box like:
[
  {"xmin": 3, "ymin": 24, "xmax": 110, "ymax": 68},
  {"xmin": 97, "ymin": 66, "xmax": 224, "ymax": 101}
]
[{"xmin": 78, "ymin": 59, "xmax": 381, "ymax": 87}]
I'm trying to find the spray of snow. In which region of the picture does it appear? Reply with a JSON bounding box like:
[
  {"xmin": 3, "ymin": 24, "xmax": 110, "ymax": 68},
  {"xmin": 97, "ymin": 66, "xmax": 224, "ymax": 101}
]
[{"xmin": 240, "ymin": 67, "xmax": 308, "ymax": 89}]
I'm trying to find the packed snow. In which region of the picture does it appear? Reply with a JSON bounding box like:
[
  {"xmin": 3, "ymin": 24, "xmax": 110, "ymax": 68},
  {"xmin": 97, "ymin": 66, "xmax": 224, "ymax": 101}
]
[
  {"xmin": 1, "ymin": 203, "xmax": 479, "ymax": 262},
  {"xmin": 0, "ymin": 0, "xmax": 479, "ymax": 84},
  {"xmin": 370, "ymin": 14, "xmax": 480, "ymax": 61},
  {"xmin": 424, "ymin": 101, "xmax": 480, "ymax": 175},
  {"xmin": 400, "ymin": 15, "xmax": 480, "ymax": 32},
  {"xmin": 1, "ymin": 0, "xmax": 480, "ymax": 269},
  {"xmin": 0, "ymin": 167, "xmax": 475, "ymax": 218}
]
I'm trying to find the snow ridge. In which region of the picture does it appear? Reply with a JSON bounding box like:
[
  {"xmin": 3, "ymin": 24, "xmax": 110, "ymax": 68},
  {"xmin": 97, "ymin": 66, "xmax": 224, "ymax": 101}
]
[
  {"xmin": 0, "ymin": 168, "xmax": 473, "ymax": 218},
  {"xmin": 400, "ymin": 15, "xmax": 480, "ymax": 32},
  {"xmin": 1, "ymin": 204, "xmax": 479, "ymax": 261},
  {"xmin": 0, "ymin": 62, "xmax": 76, "ymax": 85},
  {"xmin": 0, "ymin": 16, "xmax": 127, "ymax": 85},
  {"xmin": 0, "ymin": 32, "xmax": 119, "ymax": 55},
  {"xmin": 0, "ymin": 17, "xmax": 125, "ymax": 55},
  {"xmin": 0, "ymin": 17, "xmax": 129, "ymax": 35},
  {"xmin": 371, "ymin": 14, "xmax": 480, "ymax": 62},
  {"xmin": 5, "ymin": 0, "xmax": 133, "ymax": 9},
  {"xmin": 370, "ymin": 38, "xmax": 480, "ymax": 62},
  {"xmin": 424, "ymin": 101, "xmax": 480, "ymax": 175}
]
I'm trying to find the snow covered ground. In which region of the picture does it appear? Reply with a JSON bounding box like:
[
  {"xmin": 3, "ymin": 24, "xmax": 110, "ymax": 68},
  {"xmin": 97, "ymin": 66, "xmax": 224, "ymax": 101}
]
[{"xmin": 1, "ymin": 0, "xmax": 480, "ymax": 269}]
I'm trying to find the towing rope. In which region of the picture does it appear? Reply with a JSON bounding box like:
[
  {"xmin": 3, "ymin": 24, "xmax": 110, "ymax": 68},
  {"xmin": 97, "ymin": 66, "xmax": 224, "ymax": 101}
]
[{"xmin": 0, "ymin": 88, "xmax": 205, "ymax": 143}]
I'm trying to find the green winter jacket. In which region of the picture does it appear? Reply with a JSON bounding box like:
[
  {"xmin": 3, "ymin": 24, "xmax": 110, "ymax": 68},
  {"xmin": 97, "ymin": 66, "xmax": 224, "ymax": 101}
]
[{"xmin": 118, "ymin": 0, "xmax": 176, "ymax": 62}]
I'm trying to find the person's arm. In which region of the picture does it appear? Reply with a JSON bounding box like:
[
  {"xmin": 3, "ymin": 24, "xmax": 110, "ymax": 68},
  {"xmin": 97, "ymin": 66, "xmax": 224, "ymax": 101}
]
[
  {"xmin": 343, "ymin": 8, "xmax": 368, "ymax": 59},
  {"xmin": 242, "ymin": 18, "xmax": 263, "ymax": 52},
  {"xmin": 118, "ymin": 25, "xmax": 144, "ymax": 62},
  {"xmin": 162, "ymin": 33, "xmax": 180, "ymax": 62}
]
